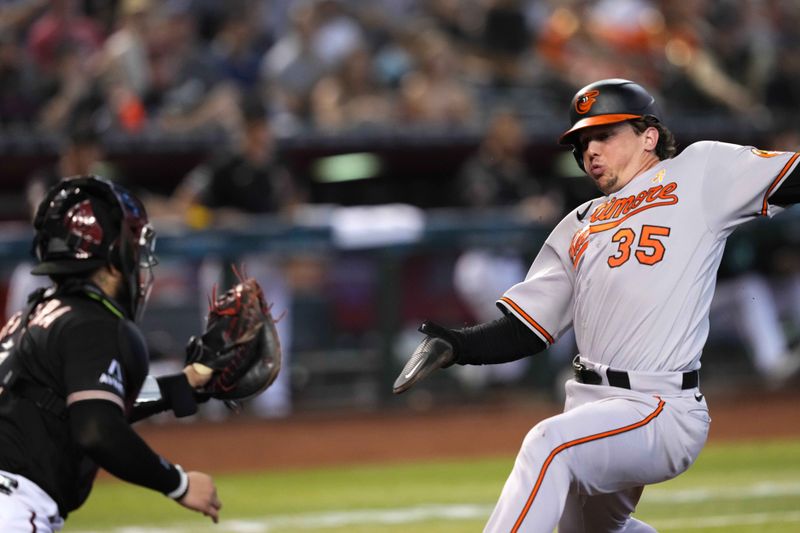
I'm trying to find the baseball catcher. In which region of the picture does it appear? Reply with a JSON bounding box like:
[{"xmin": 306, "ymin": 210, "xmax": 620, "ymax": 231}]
[
  {"xmin": 185, "ymin": 275, "xmax": 282, "ymax": 405},
  {"xmin": 0, "ymin": 176, "xmax": 226, "ymax": 529}
]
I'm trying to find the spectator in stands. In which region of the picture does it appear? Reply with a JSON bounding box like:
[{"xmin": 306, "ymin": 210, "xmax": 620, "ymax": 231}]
[
  {"xmin": 167, "ymin": 93, "xmax": 304, "ymax": 418},
  {"xmin": 421, "ymin": 0, "xmax": 482, "ymax": 50},
  {"xmin": 3, "ymin": 0, "xmax": 800, "ymax": 137},
  {"xmin": 0, "ymin": 29, "xmax": 40, "ymax": 126},
  {"xmin": 654, "ymin": 0, "xmax": 769, "ymax": 119},
  {"xmin": 310, "ymin": 45, "xmax": 394, "ymax": 130},
  {"xmin": 96, "ymin": 0, "xmax": 152, "ymax": 100},
  {"xmin": 260, "ymin": 0, "xmax": 327, "ymax": 129},
  {"xmin": 452, "ymin": 108, "xmax": 568, "ymax": 392},
  {"xmin": 479, "ymin": 0, "xmax": 533, "ymax": 87},
  {"xmin": 456, "ymin": 108, "xmax": 560, "ymax": 216},
  {"xmin": 312, "ymin": 0, "xmax": 365, "ymax": 70},
  {"xmin": 149, "ymin": 2, "xmax": 240, "ymax": 136},
  {"xmin": 0, "ymin": 0, "xmax": 48, "ymax": 38},
  {"xmin": 27, "ymin": 1, "xmax": 107, "ymax": 133},
  {"xmin": 91, "ymin": 0, "xmax": 155, "ymax": 133},
  {"xmin": 36, "ymin": 40, "xmax": 104, "ymax": 132},
  {"xmin": 171, "ymin": 93, "xmax": 301, "ymax": 219},
  {"xmin": 209, "ymin": 8, "xmax": 264, "ymax": 91},
  {"xmin": 26, "ymin": 0, "xmax": 105, "ymax": 75},
  {"xmin": 764, "ymin": 37, "xmax": 800, "ymax": 112},
  {"xmin": 397, "ymin": 28, "xmax": 476, "ymax": 126}
]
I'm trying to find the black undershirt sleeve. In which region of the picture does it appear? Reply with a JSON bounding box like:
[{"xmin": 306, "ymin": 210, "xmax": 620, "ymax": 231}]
[
  {"xmin": 449, "ymin": 314, "xmax": 547, "ymax": 365},
  {"xmin": 770, "ymin": 163, "xmax": 800, "ymax": 206},
  {"xmin": 128, "ymin": 374, "xmax": 200, "ymax": 424},
  {"xmin": 69, "ymin": 399, "xmax": 182, "ymax": 496}
]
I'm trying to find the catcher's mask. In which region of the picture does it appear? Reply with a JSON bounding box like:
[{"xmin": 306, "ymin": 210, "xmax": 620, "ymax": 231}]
[
  {"xmin": 31, "ymin": 175, "xmax": 157, "ymax": 321},
  {"xmin": 559, "ymin": 78, "xmax": 662, "ymax": 171}
]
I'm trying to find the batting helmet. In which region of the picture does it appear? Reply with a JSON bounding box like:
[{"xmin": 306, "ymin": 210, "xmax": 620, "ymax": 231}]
[
  {"xmin": 31, "ymin": 176, "xmax": 157, "ymax": 321},
  {"xmin": 559, "ymin": 78, "xmax": 661, "ymax": 146}
]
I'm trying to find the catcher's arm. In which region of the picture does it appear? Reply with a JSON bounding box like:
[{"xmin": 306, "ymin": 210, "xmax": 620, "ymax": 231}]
[
  {"xmin": 393, "ymin": 314, "xmax": 548, "ymax": 394},
  {"xmin": 130, "ymin": 367, "xmax": 211, "ymax": 422}
]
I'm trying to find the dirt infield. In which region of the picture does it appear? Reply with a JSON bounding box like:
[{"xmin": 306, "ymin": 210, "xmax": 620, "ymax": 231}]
[{"xmin": 136, "ymin": 389, "xmax": 800, "ymax": 474}]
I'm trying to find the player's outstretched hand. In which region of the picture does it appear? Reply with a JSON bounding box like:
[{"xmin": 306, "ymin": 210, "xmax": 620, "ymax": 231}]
[
  {"xmin": 178, "ymin": 471, "xmax": 222, "ymax": 523},
  {"xmin": 393, "ymin": 321, "xmax": 458, "ymax": 394}
]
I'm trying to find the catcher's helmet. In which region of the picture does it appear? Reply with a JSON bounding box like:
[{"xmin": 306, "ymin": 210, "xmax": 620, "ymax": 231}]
[
  {"xmin": 31, "ymin": 176, "xmax": 157, "ymax": 321},
  {"xmin": 559, "ymin": 78, "xmax": 661, "ymax": 146}
]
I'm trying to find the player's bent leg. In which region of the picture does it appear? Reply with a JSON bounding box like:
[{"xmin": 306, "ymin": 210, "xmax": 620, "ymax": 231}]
[
  {"xmin": 620, "ymin": 518, "xmax": 657, "ymax": 532},
  {"xmin": 557, "ymin": 491, "xmax": 587, "ymax": 532},
  {"xmin": 558, "ymin": 487, "xmax": 655, "ymax": 533},
  {"xmin": 484, "ymin": 417, "xmax": 574, "ymax": 532},
  {"xmin": 558, "ymin": 488, "xmax": 655, "ymax": 533},
  {"xmin": 486, "ymin": 381, "xmax": 708, "ymax": 533}
]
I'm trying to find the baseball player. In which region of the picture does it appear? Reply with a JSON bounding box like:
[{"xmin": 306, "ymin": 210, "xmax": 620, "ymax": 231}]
[
  {"xmin": 0, "ymin": 177, "xmax": 221, "ymax": 530},
  {"xmin": 394, "ymin": 78, "xmax": 800, "ymax": 532}
]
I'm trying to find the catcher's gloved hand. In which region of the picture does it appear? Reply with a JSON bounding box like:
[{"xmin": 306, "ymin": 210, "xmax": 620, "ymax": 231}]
[
  {"xmin": 393, "ymin": 321, "xmax": 460, "ymax": 394},
  {"xmin": 185, "ymin": 277, "xmax": 281, "ymax": 403}
]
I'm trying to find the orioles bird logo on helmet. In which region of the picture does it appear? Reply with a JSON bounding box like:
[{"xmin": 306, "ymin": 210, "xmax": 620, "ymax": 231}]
[{"xmin": 575, "ymin": 90, "xmax": 600, "ymax": 114}]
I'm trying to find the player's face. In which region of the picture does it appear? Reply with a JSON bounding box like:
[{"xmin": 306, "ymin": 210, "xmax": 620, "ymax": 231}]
[{"xmin": 579, "ymin": 123, "xmax": 655, "ymax": 195}]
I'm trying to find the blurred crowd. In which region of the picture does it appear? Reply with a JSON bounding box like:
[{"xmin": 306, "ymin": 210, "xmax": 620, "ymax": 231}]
[
  {"xmin": 1, "ymin": 0, "xmax": 800, "ymax": 140},
  {"xmin": 3, "ymin": 0, "xmax": 800, "ymax": 414}
]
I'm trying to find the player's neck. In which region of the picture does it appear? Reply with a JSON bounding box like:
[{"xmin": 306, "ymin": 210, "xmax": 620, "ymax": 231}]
[
  {"xmin": 90, "ymin": 266, "xmax": 124, "ymax": 300},
  {"xmin": 619, "ymin": 154, "xmax": 661, "ymax": 191}
]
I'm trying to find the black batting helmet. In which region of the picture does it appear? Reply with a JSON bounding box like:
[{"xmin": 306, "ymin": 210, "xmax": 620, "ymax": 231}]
[
  {"xmin": 559, "ymin": 78, "xmax": 661, "ymax": 146},
  {"xmin": 31, "ymin": 176, "xmax": 157, "ymax": 321}
]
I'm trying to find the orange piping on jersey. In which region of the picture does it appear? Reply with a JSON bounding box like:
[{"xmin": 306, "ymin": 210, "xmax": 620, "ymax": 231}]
[
  {"xmin": 499, "ymin": 296, "xmax": 555, "ymax": 344},
  {"xmin": 761, "ymin": 152, "xmax": 800, "ymax": 216},
  {"xmin": 572, "ymin": 240, "xmax": 589, "ymax": 268},
  {"xmin": 510, "ymin": 398, "xmax": 666, "ymax": 533},
  {"xmin": 569, "ymin": 226, "xmax": 590, "ymax": 268}
]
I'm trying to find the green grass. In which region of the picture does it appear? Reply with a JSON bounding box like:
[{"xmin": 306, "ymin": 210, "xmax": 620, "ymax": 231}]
[{"xmin": 65, "ymin": 440, "xmax": 800, "ymax": 532}]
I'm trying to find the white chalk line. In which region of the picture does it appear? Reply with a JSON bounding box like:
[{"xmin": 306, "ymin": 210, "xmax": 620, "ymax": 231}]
[{"xmin": 73, "ymin": 481, "xmax": 800, "ymax": 533}]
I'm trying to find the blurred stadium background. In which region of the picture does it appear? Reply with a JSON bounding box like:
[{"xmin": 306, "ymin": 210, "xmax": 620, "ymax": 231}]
[{"xmin": 2, "ymin": 0, "xmax": 800, "ymax": 530}]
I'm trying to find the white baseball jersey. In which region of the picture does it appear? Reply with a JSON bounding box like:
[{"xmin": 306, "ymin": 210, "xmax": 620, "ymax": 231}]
[
  {"xmin": 485, "ymin": 142, "xmax": 800, "ymax": 533},
  {"xmin": 499, "ymin": 141, "xmax": 800, "ymax": 372}
]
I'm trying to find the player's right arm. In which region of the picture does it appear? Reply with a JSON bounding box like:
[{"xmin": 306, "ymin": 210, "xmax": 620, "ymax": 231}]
[
  {"xmin": 59, "ymin": 318, "xmax": 221, "ymax": 521},
  {"xmin": 393, "ymin": 315, "xmax": 547, "ymax": 393},
  {"xmin": 394, "ymin": 206, "xmax": 582, "ymax": 394}
]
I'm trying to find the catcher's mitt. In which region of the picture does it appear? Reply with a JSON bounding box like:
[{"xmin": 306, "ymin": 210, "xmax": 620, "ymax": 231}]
[{"xmin": 185, "ymin": 277, "xmax": 281, "ymax": 402}]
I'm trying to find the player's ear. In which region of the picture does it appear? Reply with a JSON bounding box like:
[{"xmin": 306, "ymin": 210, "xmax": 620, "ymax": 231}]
[{"xmin": 643, "ymin": 126, "xmax": 659, "ymax": 152}]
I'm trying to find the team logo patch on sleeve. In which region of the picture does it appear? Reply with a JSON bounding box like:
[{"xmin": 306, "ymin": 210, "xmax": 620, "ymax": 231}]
[
  {"xmin": 751, "ymin": 148, "xmax": 783, "ymax": 158},
  {"xmin": 99, "ymin": 359, "xmax": 125, "ymax": 395}
]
